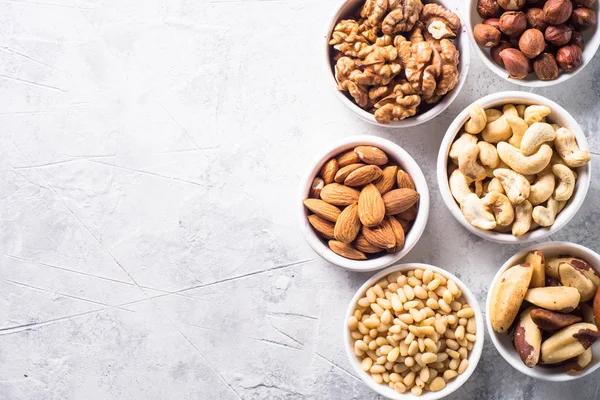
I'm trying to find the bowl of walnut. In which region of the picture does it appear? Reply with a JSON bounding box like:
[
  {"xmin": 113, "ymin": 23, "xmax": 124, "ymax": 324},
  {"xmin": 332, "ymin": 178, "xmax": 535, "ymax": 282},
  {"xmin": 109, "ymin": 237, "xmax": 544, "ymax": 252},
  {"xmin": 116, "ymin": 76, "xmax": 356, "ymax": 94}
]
[
  {"xmin": 326, "ymin": 0, "xmax": 470, "ymax": 127},
  {"xmin": 468, "ymin": 0, "xmax": 600, "ymax": 86}
]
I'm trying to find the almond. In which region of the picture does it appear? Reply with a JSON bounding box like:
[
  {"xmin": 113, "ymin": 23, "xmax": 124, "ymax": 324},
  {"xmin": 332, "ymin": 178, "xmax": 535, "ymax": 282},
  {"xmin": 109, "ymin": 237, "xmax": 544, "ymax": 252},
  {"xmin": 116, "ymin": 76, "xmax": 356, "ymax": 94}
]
[
  {"xmin": 387, "ymin": 216, "xmax": 405, "ymax": 253},
  {"xmin": 354, "ymin": 234, "xmax": 384, "ymax": 253},
  {"xmin": 329, "ymin": 240, "xmax": 367, "ymax": 260},
  {"xmin": 309, "ymin": 177, "xmax": 324, "ymax": 198},
  {"xmin": 396, "ymin": 169, "xmax": 416, "ymax": 190},
  {"xmin": 358, "ymin": 184, "xmax": 386, "ymax": 227},
  {"xmin": 307, "ymin": 215, "xmax": 335, "ymax": 239},
  {"xmin": 320, "ymin": 183, "xmax": 360, "ymax": 206},
  {"xmin": 398, "ymin": 204, "xmax": 418, "ymax": 221},
  {"xmin": 320, "ymin": 158, "xmax": 339, "ymax": 184},
  {"xmin": 334, "ymin": 204, "xmax": 361, "ymax": 243},
  {"xmin": 373, "ymin": 165, "xmax": 398, "ymax": 195},
  {"xmin": 362, "ymin": 218, "xmax": 396, "ymax": 250},
  {"xmin": 382, "ymin": 188, "xmax": 420, "ymax": 215},
  {"xmin": 334, "ymin": 163, "xmax": 364, "ymax": 183},
  {"xmin": 303, "ymin": 199, "xmax": 341, "ymax": 222},
  {"xmin": 354, "ymin": 146, "xmax": 388, "ymax": 165},
  {"xmin": 345, "ymin": 165, "xmax": 383, "ymax": 187},
  {"xmin": 337, "ymin": 150, "xmax": 361, "ymax": 167}
]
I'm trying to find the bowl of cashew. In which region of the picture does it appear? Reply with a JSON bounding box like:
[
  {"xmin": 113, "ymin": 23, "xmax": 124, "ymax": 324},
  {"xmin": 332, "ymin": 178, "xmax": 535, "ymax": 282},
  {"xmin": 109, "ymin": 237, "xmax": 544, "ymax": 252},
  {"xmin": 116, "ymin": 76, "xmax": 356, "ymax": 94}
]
[{"xmin": 436, "ymin": 91, "xmax": 591, "ymax": 244}]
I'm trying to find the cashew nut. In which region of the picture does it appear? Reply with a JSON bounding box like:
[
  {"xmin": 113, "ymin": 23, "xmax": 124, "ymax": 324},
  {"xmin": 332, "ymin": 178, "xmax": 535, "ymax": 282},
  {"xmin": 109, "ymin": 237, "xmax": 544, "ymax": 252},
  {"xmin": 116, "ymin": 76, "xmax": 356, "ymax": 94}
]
[
  {"xmin": 493, "ymin": 168, "xmax": 531, "ymax": 205},
  {"xmin": 554, "ymin": 127, "xmax": 591, "ymax": 168},
  {"xmin": 520, "ymin": 123, "xmax": 556, "ymax": 156},
  {"xmin": 506, "ymin": 114, "xmax": 529, "ymax": 149},
  {"xmin": 477, "ymin": 141, "xmax": 499, "ymax": 168},
  {"xmin": 552, "ymin": 164, "xmax": 576, "ymax": 201},
  {"xmin": 449, "ymin": 169, "xmax": 472, "ymax": 206},
  {"xmin": 516, "ymin": 104, "xmax": 526, "ymax": 119},
  {"xmin": 482, "ymin": 116, "xmax": 512, "ymax": 143},
  {"xmin": 464, "ymin": 104, "xmax": 487, "ymax": 134},
  {"xmin": 459, "ymin": 143, "xmax": 487, "ymax": 182},
  {"xmin": 497, "ymin": 142, "xmax": 552, "ymax": 175},
  {"xmin": 462, "ymin": 193, "xmax": 497, "ymax": 230},
  {"xmin": 528, "ymin": 166, "xmax": 555, "ymax": 205},
  {"xmin": 485, "ymin": 108, "xmax": 503, "ymax": 123},
  {"xmin": 532, "ymin": 197, "xmax": 559, "ymax": 227},
  {"xmin": 483, "ymin": 191, "xmax": 515, "ymax": 226},
  {"xmin": 513, "ymin": 200, "xmax": 533, "ymax": 237},
  {"xmin": 449, "ymin": 133, "xmax": 478, "ymax": 164},
  {"xmin": 524, "ymin": 105, "xmax": 551, "ymax": 125},
  {"xmin": 485, "ymin": 177, "xmax": 505, "ymax": 195}
]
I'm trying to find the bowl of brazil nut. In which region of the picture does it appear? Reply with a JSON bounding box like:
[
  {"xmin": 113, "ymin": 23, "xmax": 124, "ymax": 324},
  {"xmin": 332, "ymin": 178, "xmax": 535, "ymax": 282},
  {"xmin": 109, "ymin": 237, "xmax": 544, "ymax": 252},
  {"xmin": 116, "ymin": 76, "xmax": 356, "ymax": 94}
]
[
  {"xmin": 300, "ymin": 136, "xmax": 430, "ymax": 271},
  {"xmin": 325, "ymin": 0, "xmax": 470, "ymax": 127},
  {"xmin": 344, "ymin": 263, "xmax": 484, "ymax": 398},
  {"xmin": 486, "ymin": 241, "xmax": 600, "ymax": 381},
  {"xmin": 437, "ymin": 91, "xmax": 591, "ymax": 243}
]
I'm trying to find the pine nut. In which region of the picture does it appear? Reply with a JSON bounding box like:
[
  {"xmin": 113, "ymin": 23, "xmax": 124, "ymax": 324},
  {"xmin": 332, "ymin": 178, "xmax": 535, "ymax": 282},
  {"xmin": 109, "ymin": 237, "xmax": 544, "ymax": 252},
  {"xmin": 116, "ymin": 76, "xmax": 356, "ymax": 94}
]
[
  {"xmin": 375, "ymin": 337, "xmax": 388, "ymax": 346},
  {"xmin": 377, "ymin": 323, "xmax": 390, "ymax": 333},
  {"xmin": 467, "ymin": 317, "xmax": 476, "ymax": 334},
  {"xmin": 382, "ymin": 371, "xmax": 390, "ymax": 383},
  {"xmin": 408, "ymin": 341, "xmax": 419, "ymax": 356},
  {"xmin": 427, "ymin": 279, "xmax": 441, "ymax": 291},
  {"xmin": 405, "ymin": 356, "xmax": 415, "ymax": 368},
  {"xmin": 387, "ymin": 336, "xmax": 399, "ymax": 348},
  {"xmin": 459, "ymin": 347, "xmax": 468, "ymax": 360},
  {"xmin": 394, "ymin": 382, "xmax": 407, "ymax": 393},
  {"xmin": 361, "ymin": 357, "xmax": 373, "ymax": 371},
  {"xmin": 409, "ymin": 308, "xmax": 424, "ymax": 322},
  {"xmin": 373, "ymin": 284, "xmax": 385, "ymax": 298},
  {"xmin": 404, "ymin": 300, "xmax": 420, "ymax": 310},
  {"xmin": 366, "ymin": 288, "xmax": 376, "ymax": 303},
  {"xmin": 421, "ymin": 352, "xmax": 437, "ymax": 364},
  {"xmin": 369, "ymin": 329, "xmax": 378, "ymax": 338},
  {"xmin": 403, "ymin": 285, "xmax": 415, "ymax": 301},
  {"xmin": 447, "ymin": 315, "xmax": 457, "ymax": 326},
  {"xmin": 370, "ymin": 303, "xmax": 384, "ymax": 316},
  {"xmin": 398, "ymin": 313, "xmax": 414, "ymax": 325},
  {"xmin": 377, "ymin": 298, "xmax": 392, "ymax": 310},
  {"xmin": 411, "ymin": 385, "xmax": 422, "ymax": 396},
  {"xmin": 371, "ymin": 373, "xmax": 383, "ymax": 384},
  {"xmin": 414, "ymin": 285, "xmax": 428, "ymax": 300},
  {"xmin": 429, "ymin": 376, "xmax": 446, "ymax": 392},
  {"xmin": 387, "ymin": 347, "xmax": 400, "ymax": 362},
  {"xmin": 422, "ymin": 269, "xmax": 433, "ymax": 285},
  {"xmin": 364, "ymin": 318, "xmax": 379, "ymax": 329},
  {"xmin": 419, "ymin": 367, "xmax": 430, "ymax": 383},
  {"xmin": 358, "ymin": 297, "xmax": 370, "ymax": 308},
  {"xmin": 446, "ymin": 339, "xmax": 459, "ymax": 350},
  {"xmin": 376, "ymin": 355, "xmax": 386, "ymax": 365},
  {"xmin": 449, "ymin": 358, "xmax": 459, "ymax": 370},
  {"xmin": 458, "ymin": 359, "xmax": 469, "ymax": 374},
  {"xmin": 443, "ymin": 290, "xmax": 453, "ymax": 304},
  {"xmin": 457, "ymin": 338, "xmax": 468, "ymax": 348},
  {"xmin": 418, "ymin": 337, "xmax": 425, "ymax": 353},
  {"xmin": 394, "ymin": 363, "xmax": 408, "ymax": 373},
  {"xmin": 408, "ymin": 277, "xmax": 422, "ymax": 287},
  {"xmin": 404, "ymin": 371, "xmax": 416, "ymax": 387},
  {"xmin": 455, "ymin": 325, "xmax": 465, "ymax": 341},
  {"xmin": 396, "ymin": 288, "xmax": 407, "ymax": 302},
  {"xmin": 424, "ymin": 338, "xmax": 437, "ymax": 353},
  {"xmin": 443, "ymin": 369, "xmax": 458, "ymax": 380},
  {"xmin": 358, "ymin": 322, "xmax": 369, "ymax": 335},
  {"xmin": 457, "ymin": 307, "xmax": 474, "ymax": 318},
  {"xmin": 397, "ymin": 275, "xmax": 407, "ymax": 287},
  {"xmin": 466, "ymin": 333, "xmax": 477, "ymax": 342},
  {"xmin": 380, "ymin": 345, "xmax": 393, "ymax": 355},
  {"xmin": 355, "ymin": 340, "xmax": 368, "ymax": 351},
  {"xmin": 390, "ymin": 372, "xmax": 402, "ymax": 383},
  {"xmin": 446, "ymin": 349, "xmax": 460, "ymax": 359},
  {"xmin": 414, "ymin": 269, "xmax": 424, "ymax": 279},
  {"xmin": 429, "ymin": 361, "xmax": 444, "ymax": 370},
  {"xmin": 459, "ymin": 317, "xmax": 468, "ymax": 326},
  {"xmin": 447, "ymin": 280, "xmax": 459, "ymax": 296},
  {"xmin": 450, "ymin": 301, "xmax": 462, "ymax": 312},
  {"xmin": 434, "ymin": 320, "xmax": 446, "ymax": 335},
  {"xmin": 426, "ymin": 298, "xmax": 439, "ymax": 310},
  {"xmin": 391, "ymin": 293, "xmax": 403, "ymax": 311},
  {"xmin": 351, "ymin": 331, "xmax": 362, "ymax": 340},
  {"xmin": 388, "ymin": 283, "xmax": 399, "ymax": 292},
  {"xmin": 467, "ymin": 342, "xmax": 474, "ymax": 351},
  {"xmin": 353, "ymin": 309, "xmax": 363, "ymax": 320},
  {"xmin": 404, "ymin": 332, "xmax": 415, "ymax": 345},
  {"xmin": 368, "ymin": 340, "xmax": 377, "ymax": 350},
  {"xmin": 381, "ymin": 309, "xmax": 392, "ymax": 325},
  {"xmin": 436, "ymin": 352, "xmax": 448, "ymax": 362},
  {"xmin": 422, "ymin": 307, "xmax": 435, "ymax": 318},
  {"xmin": 438, "ymin": 299, "xmax": 451, "ymax": 314}
]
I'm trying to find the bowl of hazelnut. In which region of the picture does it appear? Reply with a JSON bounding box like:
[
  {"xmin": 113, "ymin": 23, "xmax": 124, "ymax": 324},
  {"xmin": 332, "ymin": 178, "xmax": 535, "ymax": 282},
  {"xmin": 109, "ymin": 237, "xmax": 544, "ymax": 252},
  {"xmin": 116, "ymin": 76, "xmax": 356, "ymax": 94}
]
[{"xmin": 467, "ymin": 0, "xmax": 599, "ymax": 86}]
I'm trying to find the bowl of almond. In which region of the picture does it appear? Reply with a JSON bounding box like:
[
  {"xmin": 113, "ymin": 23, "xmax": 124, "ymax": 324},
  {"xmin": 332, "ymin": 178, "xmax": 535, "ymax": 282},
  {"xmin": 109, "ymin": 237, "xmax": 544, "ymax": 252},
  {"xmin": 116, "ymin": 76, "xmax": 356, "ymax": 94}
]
[{"xmin": 300, "ymin": 136, "xmax": 429, "ymax": 271}]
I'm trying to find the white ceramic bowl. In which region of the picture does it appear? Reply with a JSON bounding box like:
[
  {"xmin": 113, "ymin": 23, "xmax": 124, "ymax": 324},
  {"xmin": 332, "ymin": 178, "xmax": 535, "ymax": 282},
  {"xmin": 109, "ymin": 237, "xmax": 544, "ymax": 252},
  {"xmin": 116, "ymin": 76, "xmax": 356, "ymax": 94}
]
[
  {"xmin": 325, "ymin": 0, "xmax": 470, "ymax": 128},
  {"xmin": 466, "ymin": 0, "xmax": 600, "ymax": 87},
  {"xmin": 343, "ymin": 263, "xmax": 485, "ymax": 399},
  {"xmin": 437, "ymin": 91, "xmax": 591, "ymax": 244},
  {"xmin": 486, "ymin": 241, "xmax": 600, "ymax": 381},
  {"xmin": 300, "ymin": 136, "xmax": 430, "ymax": 271}
]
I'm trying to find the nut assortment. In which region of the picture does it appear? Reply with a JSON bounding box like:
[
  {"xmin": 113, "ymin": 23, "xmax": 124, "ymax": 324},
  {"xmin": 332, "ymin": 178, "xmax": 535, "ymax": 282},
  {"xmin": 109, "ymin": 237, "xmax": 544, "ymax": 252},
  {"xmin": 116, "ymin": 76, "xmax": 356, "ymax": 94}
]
[
  {"xmin": 490, "ymin": 249, "xmax": 600, "ymax": 372},
  {"xmin": 473, "ymin": 0, "xmax": 597, "ymax": 80},
  {"xmin": 447, "ymin": 102, "xmax": 590, "ymax": 236},
  {"xmin": 304, "ymin": 146, "xmax": 420, "ymax": 260},
  {"xmin": 328, "ymin": 0, "xmax": 462, "ymax": 123},
  {"xmin": 348, "ymin": 268, "xmax": 477, "ymax": 395}
]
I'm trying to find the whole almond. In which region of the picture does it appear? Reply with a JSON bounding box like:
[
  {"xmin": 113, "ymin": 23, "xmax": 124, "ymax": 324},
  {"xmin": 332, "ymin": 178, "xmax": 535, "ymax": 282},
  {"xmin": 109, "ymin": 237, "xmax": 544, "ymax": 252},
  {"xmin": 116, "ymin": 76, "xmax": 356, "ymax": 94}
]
[
  {"xmin": 387, "ymin": 216, "xmax": 405, "ymax": 253},
  {"xmin": 382, "ymin": 188, "xmax": 420, "ymax": 215},
  {"xmin": 358, "ymin": 184, "xmax": 386, "ymax": 227},
  {"xmin": 362, "ymin": 218, "xmax": 396, "ymax": 249},
  {"xmin": 320, "ymin": 159, "xmax": 339, "ymax": 184},
  {"xmin": 398, "ymin": 204, "xmax": 418, "ymax": 221},
  {"xmin": 329, "ymin": 240, "xmax": 367, "ymax": 260},
  {"xmin": 320, "ymin": 183, "xmax": 360, "ymax": 206},
  {"xmin": 307, "ymin": 215, "xmax": 335, "ymax": 239},
  {"xmin": 354, "ymin": 234, "xmax": 384, "ymax": 253},
  {"xmin": 334, "ymin": 163, "xmax": 364, "ymax": 183},
  {"xmin": 354, "ymin": 146, "xmax": 388, "ymax": 165},
  {"xmin": 337, "ymin": 150, "xmax": 361, "ymax": 167},
  {"xmin": 334, "ymin": 204, "xmax": 361, "ymax": 243},
  {"xmin": 345, "ymin": 165, "xmax": 383, "ymax": 187},
  {"xmin": 396, "ymin": 169, "xmax": 416, "ymax": 190},
  {"xmin": 373, "ymin": 165, "xmax": 398, "ymax": 195},
  {"xmin": 303, "ymin": 199, "xmax": 341, "ymax": 222},
  {"xmin": 309, "ymin": 177, "xmax": 324, "ymax": 198}
]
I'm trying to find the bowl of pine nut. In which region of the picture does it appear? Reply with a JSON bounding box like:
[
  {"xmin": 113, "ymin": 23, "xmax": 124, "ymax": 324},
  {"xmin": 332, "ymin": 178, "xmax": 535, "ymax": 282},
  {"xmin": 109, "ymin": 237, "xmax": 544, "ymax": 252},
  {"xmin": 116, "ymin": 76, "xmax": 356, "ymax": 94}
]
[{"xmin": 344, "ymin": 263, "xmax": 484, "ymax": 399}]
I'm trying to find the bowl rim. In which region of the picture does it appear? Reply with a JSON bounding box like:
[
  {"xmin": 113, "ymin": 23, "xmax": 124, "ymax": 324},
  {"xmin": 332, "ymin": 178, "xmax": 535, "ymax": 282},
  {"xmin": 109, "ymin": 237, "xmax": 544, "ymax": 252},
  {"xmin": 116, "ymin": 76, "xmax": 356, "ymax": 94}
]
[
  {"xmin": 343, "ymin": 263, "xmax": 485, "ymax": 399},
  {"xmin": 465, "ymin": 0, "xmax": 600, "ymax": 87},
  {"xmin": 324, "ymin": 0, "xmax": 471, "ymax": 128},
  {"xmin": 485, "ymin": 241, "xmax": 600, "ymax": 381},
  {"xmin": 299, "ymin": 135, "xmax": 430, "ymax": 271},
  {"xmin": 436, "ymin": 90, "xmax": 592, "ymax": 244}
]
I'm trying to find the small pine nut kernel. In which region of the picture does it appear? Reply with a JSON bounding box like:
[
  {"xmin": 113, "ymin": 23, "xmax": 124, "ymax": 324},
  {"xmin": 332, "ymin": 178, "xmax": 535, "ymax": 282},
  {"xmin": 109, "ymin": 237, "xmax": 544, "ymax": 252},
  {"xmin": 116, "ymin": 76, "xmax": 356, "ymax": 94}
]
[
  {"xmin": 467, "ymin": 318, "xmax": 476, "ymax": 334},
  {"xmin": 408, "ymin": 341, "xmax": 419, "ymax": 356},
  {"xmin": 414, "ymin": 269, "xmax": 424, "ymax": 279},
  {"xmin": 426, "ymin": 298, "xmax": 439, "ymax": 310},
  {"xmin": 422, "ymin": 269, "xmax": 433, "ymax": 285},
  {"xmin": 404, "ymin": 300, "xmax": 420, "ymax": 310},
  {"xmin": 369, "ymin": 328, "xmax": 378, "ymax": 338},
  {"xmin": 391, "ymin": 293, "xmax": 403, "ymax": 311},
  {"xmin": 394, "ymin": 382, "xmax": 407, "ymax": 393},
  {"xmin": 414, "ymin": 285, "xmax": 428, "ymax": 300},
  {"xmin": 381, "ymin": 309, "xmax": 393, "ymax": 325},
  {"xmin": 438, "ymin": 299, "xmax": 452, "ymax": 314},
  {"xmin": 373, "ymin": 284, "xmax": 385, "ymax": 298},
  {"xmin": 419, "ymin": 367, "xmax": 430, "ymax": 383},
  {"xmin": 361, "ymin": 357, "xmax": 373, "ymax": 371},
  {"xmin": 450, "ymin": 301, "xmax": 462, "ymax": 312},
  {"xmin": 403, "ymin": 285, "xmax": 415, "ymax": 301},
  {"xmin": 427, "ymin": 279, "xmax": 441, "ymax": 291},
  {"xmin": 370, "ymin": 303, "xmax": 384, "ymax": 316},
  {"xmin": 405, "ymin": 356, "xmax": 416, "ymax": 368},
  {"xmin": 408, "ymin": 277, "xmax": 422, "ymax": 287},
  {"xmin": 446, "ymin": 349, "xmax": 460, "ymax": 359},
  {"xmin": 390, "ymin": 372, "xmax": 402, "ymax": 383},
  {"xmin": 418, "ymin": 337, "xmax": 425, "ymax": 353},
  {"xmin": 466, "ymin": 333, "xmax": 477, "ymax": 342},
  {"xmin": 422, "ymin": 352, "xmax": 438, "ymax": 364},
  {"xmin": 410, "ymin": 308, "xmax": 424, "ymax": 322},
  {"xmin": 404, "ymin": 332, "xmax": 416, "ymax": 345},
  {"xmin": 457, "ymin": 307, "xmax": 474, "ymax": 319},
  {"xmin": 449, "ymin": 358, "xmax": 459, "ymax": 370},
  {"xmin": 351, "ymin": 331, "xmax": 363, "ymax": 340},
  {"xmin": 467, "ymin": 342, "xmax": 474, "ymax": 351},
  {"xmin": 371, "ymin": 373, "xmax": 383, "ymax": 384},
  {"xmin": 443, "ymin": 290, "xmax": 453, "ymax": 304},
  {"xmin": 397, "ymin": 275, "xmax": 408, "ymax": 287},
  {"xmin": 377, "ymin": 298, "xmax": 392, "ymax": 310},
  {"xmin": 376, "ymin": 337, "xmax": 388, "ymax": 347},
  {"xmin": 358, "ymin": 297, "xmax": 370, "ymax": 308},
  {"xmin": 411, "ymin": 385, "xmax": 423, "ymax": 396},
  {"xmin": 447, "ymin": 280, "xmax": 459, "ymax": 296},
  {"xmin": 371, "ymin": 364, "xmax": 386, "ymax": 374},
  {"xmin": 404, "ymin": 371, "xmax": 416, "ymax": 386},
  {"xmin": 458, "ymin": 359, "xmax": 469, "ymax": 374},
  {"xmin": 429, "ymin": 376, "xmax": 446, "ymax": 392},
  {"xmin": 443, "ymin": 369, "xmax": 458, "ymax": 381},
  {"xmin": 459, "ymin": 347, "xmax": 468, "ymax": 360},
  {"xmin": 455, "ymin": 325, "xmax": 465, "ymax": 341},
  {"xmin": 459, "ymin": 317, "xmax": 468, "ymax": 326},
  {"xmin": 387, "ymin": 347, "xmax": 401, "ymax": 362},
  {"xmin": 366, "ymin": 288, "xmax": 376, "ymax": 303}
]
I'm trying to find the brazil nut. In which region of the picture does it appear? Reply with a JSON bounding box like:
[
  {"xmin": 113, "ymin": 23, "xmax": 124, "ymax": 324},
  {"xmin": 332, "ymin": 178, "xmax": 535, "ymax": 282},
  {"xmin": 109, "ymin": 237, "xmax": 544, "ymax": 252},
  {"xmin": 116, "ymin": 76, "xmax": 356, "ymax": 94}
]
[
  {"xmin": 524, "ymin": 286, "xmax": 580, "ymax": 313},
  {"xmin": 513, "ymin": 307, "xmax": 542, "ymax": 367},
  {"xmin": 541, "ymin": 323, "xmax": 600, "ymax": 364}
]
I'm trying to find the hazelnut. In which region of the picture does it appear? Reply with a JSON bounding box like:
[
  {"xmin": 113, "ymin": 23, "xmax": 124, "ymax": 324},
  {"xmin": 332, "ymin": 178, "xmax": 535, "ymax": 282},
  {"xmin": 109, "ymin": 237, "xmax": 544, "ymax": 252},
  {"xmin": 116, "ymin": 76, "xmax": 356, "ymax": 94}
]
[
  {"xmin": 526, "ymin": 8, "xmax": 548, "ymax": 31},
  {"xmin": 499, "ymin": 48, "xmax": 531, "ymax": 79},
  {"xmin": 474, "ymin": 23, "xmax": 502, "ymax": 47},
  {"xmin": 573, "ymin": 0, "xmax": 596, "ymax": 6},
  {"xmin": 556, "ymin": 44, "xmax": 584, "ymax": 71},
  {"xmin": 571, "ymin": 7, "xmax": 598, "ymax": 29},
  {"xmin": 491, "ymin": 41, "xmax": 514, "ymax": 66},
  {"xmin": 543, "ymin": 0, "xmax": 573, "ymax": 25},
  {"xmin": 534, "ymin": 53, "xmax": 560, "ymax": 80},
  {"xmin": 519, "ymin": 29, "xmax": 545, "ymax": 58},
  {"xmin": 499, "ymin": 11, "xmax": 528, "ymax": 37},
  {"xmin": 545, "ymin": 25, "xmax": 573, "ymax": 46},
  {"xmin": 570, "ymin": 31, "xmax": 585, "ymax": 48},
  {"xmin": 483, "ymin": 18, "xmax": 501, "ymax": 29},
  {"xmin": 477, "ymin": 0, "xmax": 502, "ymax": 18},
  {"xmin": 498, "ymin": 0, "xmax": 525, "ymax": 10}
]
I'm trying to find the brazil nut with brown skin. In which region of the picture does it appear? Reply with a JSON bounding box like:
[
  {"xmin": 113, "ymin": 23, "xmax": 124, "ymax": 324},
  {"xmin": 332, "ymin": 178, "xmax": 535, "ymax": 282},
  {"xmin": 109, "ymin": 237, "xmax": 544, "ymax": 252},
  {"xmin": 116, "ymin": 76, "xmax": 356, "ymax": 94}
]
[
  {"xmin": 559, "ymin": 262, "xmax": 597, "ymax": 302},
  {"xmin": 541, "ymin": 323, "xmax": 600, "ymax": 364},
  {"xmin": 514, "ymin": 307, "xmax": 542, "ymax": 367},
  {"xmin": 490, "ymin": 263, "xmax": 533, "ymax": 332},
  {"xmin": 546, "ymin": 256, "xmax": 600, "ymax": 288},
  {"xmin": 530, "ymin": 308, "xmax": 582, "ymax": 331}
]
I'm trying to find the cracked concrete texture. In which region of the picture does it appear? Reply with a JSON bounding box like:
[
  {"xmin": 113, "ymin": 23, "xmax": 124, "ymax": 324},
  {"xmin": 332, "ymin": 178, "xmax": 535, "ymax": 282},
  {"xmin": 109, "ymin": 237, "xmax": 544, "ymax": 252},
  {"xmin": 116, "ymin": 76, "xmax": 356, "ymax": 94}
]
[{"xmin": 0, "ymin": 0, "xmax": 599, "ymax": 399}]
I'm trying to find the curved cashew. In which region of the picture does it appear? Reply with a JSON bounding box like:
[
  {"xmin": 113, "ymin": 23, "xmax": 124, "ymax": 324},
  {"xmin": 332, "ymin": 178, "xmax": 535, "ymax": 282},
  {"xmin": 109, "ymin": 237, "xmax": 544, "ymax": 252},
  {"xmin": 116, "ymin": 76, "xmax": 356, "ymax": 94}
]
[
  {"xmin": 516, "ymin": 104, "xmax": 526, "ymax": 119},
  {"xmin": 520, "ymin": 123, "xmax": 556, "ymax": 156},
  {"xmin": 528, "ymin": 166, "xmax": 555, "ymax": 205},
  {"xmin": 552, "ymin": 164, "xmax": 576, "ymax": 201},
  {"xmin": 506, "ymin": 114, "xmax": 529, "ymax": 149},
  {"xmin": 554, "ymin": 127, "xmax": 591, "ymax": 168},
  {"xmin": 485, "ymin": 109, "xmax": 503, "ymax": 123},
  {"xmin": 485, "ymin": 177, "xmax": 505, "ymax": 195},
  {"xmin": 464, "ymin": 104, "xmax": 487, "ymax": 134},
  {"xmin": 477, "ymin": 141, "xmax": 499, "ymax": 168},
  {"xmin": 449, "ymin": 169, "xmax": 472, "ymax": 206},
  {"xmin": 483, "ymin": 191, "xmax": 515, "ymax": 226},
  {"xmin": 497, "ymin": 142, "xmax": 552, "ymax": 175},
  {"xmin": 449, "ymin": 133, "xmax": 478, "ymax": 164},
  {"xmin": 473, "ymin": 179, "xmax": 484, "ymax": 197},
  {"xmin": 503, "ymin": 104, "xmax": 519, "ymax": 118},
  {"xmin": 532, "ymin": 197, "xmax": 559, "ymax": 227},
  {"xmin": 493, "ymin": 168, "xmax": 531, "ymax": 205},
  {"xmin": 461, "ymin": 193, "xmax": 497, "ymax": 230},
  {"xmin": 513, "ymin": 200, "xmax": 533, "ymax": 237},
  {"xmin": 524, "ymin": 105, "xmax": 551, "ymax": 125},
  {"xmin": 458, "ymin": 143, "xmax": 487, "ymax": 182},
  {"xmin": 482, "ymin": 116, "xmax": 512, "ymax": 143}
]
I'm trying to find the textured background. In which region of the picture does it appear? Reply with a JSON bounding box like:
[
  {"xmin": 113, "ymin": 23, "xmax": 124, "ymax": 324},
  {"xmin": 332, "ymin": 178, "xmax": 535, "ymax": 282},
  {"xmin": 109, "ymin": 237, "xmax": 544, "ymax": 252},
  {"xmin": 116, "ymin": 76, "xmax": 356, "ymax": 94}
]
[{"xmin": 0, "ymin": 0, "xmax": 599, "ymax": 399}]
